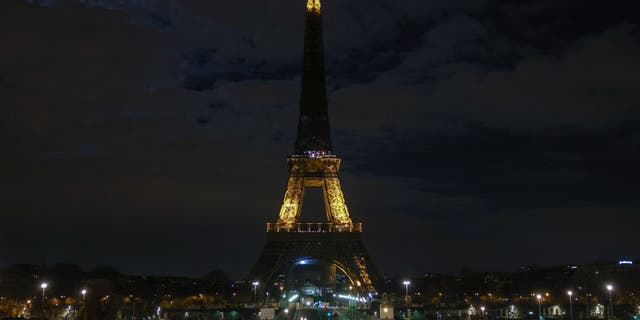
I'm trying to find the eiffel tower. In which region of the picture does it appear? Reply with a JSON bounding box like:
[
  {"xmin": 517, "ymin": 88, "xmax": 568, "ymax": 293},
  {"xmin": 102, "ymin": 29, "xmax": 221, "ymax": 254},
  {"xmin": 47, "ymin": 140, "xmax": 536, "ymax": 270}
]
[{"xmin": 250, "ymin": 0, "xmax": 380, "ymax": 295}]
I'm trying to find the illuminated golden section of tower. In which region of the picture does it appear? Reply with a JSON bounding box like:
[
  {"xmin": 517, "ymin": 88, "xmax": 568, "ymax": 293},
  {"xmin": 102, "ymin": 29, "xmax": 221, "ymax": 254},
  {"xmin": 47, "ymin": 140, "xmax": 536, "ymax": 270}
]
[
  {"xmin": 307, "ymin": 0, "xmax": 321, "ymax": 12},
  {"xmin": 277, "ymin": 156, "xmax": 352, "ymax": 225}
]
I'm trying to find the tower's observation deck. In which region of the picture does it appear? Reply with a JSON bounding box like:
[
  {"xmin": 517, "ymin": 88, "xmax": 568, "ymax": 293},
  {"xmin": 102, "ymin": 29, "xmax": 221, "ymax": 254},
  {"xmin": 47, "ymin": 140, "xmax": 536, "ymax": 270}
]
[{"xmin": 266, "ymin": 222, "xmax": 363, "ymax": 233}]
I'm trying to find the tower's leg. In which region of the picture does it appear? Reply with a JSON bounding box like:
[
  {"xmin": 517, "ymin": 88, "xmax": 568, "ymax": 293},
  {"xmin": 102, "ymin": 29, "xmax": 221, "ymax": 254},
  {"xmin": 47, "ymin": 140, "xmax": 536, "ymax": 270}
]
[
  {"xmin": 277, "ymin": 176, "xmax": 305, "ymax": 224},
  {"xmin": 323, "ymin": 177, "xmax": 352, "ymax": 224}
]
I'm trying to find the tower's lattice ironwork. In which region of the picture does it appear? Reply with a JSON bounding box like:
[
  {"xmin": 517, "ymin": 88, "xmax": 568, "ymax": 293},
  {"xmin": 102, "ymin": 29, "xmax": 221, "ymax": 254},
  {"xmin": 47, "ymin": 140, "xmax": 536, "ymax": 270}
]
[{"xmin": 250, "ymin": 0, "xmax": 380, "ymax": 294}]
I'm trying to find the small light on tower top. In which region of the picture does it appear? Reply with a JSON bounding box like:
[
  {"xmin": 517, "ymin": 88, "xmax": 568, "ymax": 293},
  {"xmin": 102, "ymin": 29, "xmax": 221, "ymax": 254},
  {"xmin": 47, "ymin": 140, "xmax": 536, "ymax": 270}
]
[{"xmin": 307, "ymin": 0, "xmax": 321, "ymax": 12}]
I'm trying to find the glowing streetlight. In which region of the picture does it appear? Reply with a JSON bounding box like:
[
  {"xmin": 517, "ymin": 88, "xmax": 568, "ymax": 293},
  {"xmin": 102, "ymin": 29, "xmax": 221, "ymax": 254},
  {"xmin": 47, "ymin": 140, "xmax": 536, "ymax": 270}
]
[
  {"xmin": 606, "ymin": 284, "xmax": 614, "ymax": 319},
  {"xmin": 81, "ymin": 289, "xmax": 87, "ymax": 320},
  {"xmin": 480, "ymin": 306, "xmax": 486, "ymax": 317},
  {"xmin": 252, "ymin": 281, "xmax": 260, "ymax": 305},
  {"xmin": 40, "ymin": 282, "xmax": 48, "ymax": 320},
  {"xmin": 403, "ymin": 281, "xmax": 411, "ymax": 302},
  {"xmin": 567, "ymin": 291, "xmax": 574, "ymax": 320},
  {"xmin": 536, "ymin": 294, "xmax": 543, "ymax": 320},
  {"xmin": 403, "ymin": 281, "xmax": 411, "ymax": 320}
]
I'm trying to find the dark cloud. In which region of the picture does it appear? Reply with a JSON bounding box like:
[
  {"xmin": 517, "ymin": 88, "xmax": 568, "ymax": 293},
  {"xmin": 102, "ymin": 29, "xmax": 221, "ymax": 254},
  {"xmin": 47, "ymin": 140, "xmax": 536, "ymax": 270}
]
[
  {"xmin": 345, "ymin": 124, "xmax": 640, "ymax": 210},
  {"xmin": 1, "ymin": 0, "xmax": 639, "ymax": 277}
]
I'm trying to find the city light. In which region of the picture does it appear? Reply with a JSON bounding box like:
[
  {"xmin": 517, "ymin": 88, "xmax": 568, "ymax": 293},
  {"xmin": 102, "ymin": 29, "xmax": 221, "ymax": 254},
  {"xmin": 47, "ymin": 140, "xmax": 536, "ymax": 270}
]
[
  {"xmin": 40, "ymin": 282, "xmax": 48, "ymax": 320},
  {"xmin": 567, "ymin": 291, "xmax": 574, "ymax": 320},
  {"xmin": 252, "ymin": 281, "xmax": 259, "ymax": 305},
  {"xmin": 403, "ymin": 280, "xmax": 411, "ymax": 301},
  {"xmin": 606, "ymin": 284, "xmax": 614, "ymax": 319},
  {"xmin": 296, "ymin": 259, "xmax": 311, "ymax": 265},
  {"xmin": 403, "ymin": 280, "xmax": 411, "ymax": 319},
  {"xmin": 536, "ymin": 294, "xmax": 543, "ymax": 320},
  {"xmin": 337, "ymin": 294, "xmax": 366, "ymax": 302}
]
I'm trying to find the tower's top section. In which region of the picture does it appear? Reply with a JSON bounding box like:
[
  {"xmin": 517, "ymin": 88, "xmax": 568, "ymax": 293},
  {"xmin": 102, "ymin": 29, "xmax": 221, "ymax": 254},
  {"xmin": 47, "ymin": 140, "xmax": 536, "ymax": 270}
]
[
  {"xmin": 307, "ymin": 0, "xmax": 321, "ymax": 12},
  {"xmin": 294, "ymin": 0, "xmax": 333, "ymax": 157}
]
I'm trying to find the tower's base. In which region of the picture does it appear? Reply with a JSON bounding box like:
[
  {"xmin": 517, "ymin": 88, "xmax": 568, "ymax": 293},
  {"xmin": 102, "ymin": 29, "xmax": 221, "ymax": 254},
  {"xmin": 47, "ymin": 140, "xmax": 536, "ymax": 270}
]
[{"xmin": 250, "ymin": 228, "xmax": 380, "ymax": 294}]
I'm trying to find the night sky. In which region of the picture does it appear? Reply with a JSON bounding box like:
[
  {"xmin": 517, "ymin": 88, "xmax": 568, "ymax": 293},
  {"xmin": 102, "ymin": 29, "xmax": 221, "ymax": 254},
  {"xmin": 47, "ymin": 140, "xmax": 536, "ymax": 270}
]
[{"xmin": 2, "ymin": 0, "xmax": 639, "ymax": 278}]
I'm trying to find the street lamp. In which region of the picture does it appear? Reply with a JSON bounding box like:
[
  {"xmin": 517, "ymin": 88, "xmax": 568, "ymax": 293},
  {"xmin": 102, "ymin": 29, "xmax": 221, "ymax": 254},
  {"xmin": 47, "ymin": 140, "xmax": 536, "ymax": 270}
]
[
  {"xmin": 40, "ymin": 282, "xmax": 48, "ymax": 320},
  {"xmin": 403, "ymin": 281, "xmax": 410, "ymax": 302},
  {"xmin": 536, "ymin": 294, "xmax": 543, "ymax": 320},
  {"xmin": 567, "ymin": 291, "xmax": 574, "ymax": 320},
  {"xmin": 252, "ymin": 281, "xmax": 260, "ymax": 305},
  {"xmin": 606, "ymin": 284, "xmax": 613, "ymax": 319},
  {"xmin": 403, "ymin": 281, "xmax": 411, "ymax": 320},
  {"xmin": 480, "ymin": 306, "xmax": 486, "ymax": 318},
  {"xmin": 81, "ymin": 289, "xmax": 87, "ymax": 320}
]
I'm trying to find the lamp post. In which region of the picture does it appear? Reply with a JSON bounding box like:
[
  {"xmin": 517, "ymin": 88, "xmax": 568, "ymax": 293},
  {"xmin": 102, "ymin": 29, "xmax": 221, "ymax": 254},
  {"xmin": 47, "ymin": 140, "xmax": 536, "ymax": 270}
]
[
  {"xmin": 81, "ymin": 289, "xmax": 87, "ymax": 320},
  {"xmin": 606, "ymin": 285, "xmax": 613, "ymax": 320},
  {"xmin": 536, "ymin": 294, "xmax": 543, "ymax": 320},
  {"xmin": 252, "ymin": 280, "xmax": 260, "ymax": 320},
  {"xmin": 403, "ymin": 281, "xmax": 410, "ymax": 319},
  {"xmin": 480, "ymin": 306, "xmax": 486, "ymax": 318},
  {"xmin": 252, "ymin": 281, "xmax": 260, "ymax": 305},
  {"xmin": 40, "ymin": 282, "xmax": 48, "ymax": 320},
  {"xmin": 567, "ymin": 291, "xmax": 574, "ymax": 320},
  {"xmin": 26, "ymin": 300, "xmax": 32, "ymax": 318}
]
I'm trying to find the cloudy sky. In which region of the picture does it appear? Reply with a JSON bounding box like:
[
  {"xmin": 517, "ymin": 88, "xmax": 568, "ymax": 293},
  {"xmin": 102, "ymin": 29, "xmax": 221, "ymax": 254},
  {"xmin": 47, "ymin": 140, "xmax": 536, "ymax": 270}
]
[{"xmin": 2, "ymin": 0, "xmax": 639, "ymax": 278}]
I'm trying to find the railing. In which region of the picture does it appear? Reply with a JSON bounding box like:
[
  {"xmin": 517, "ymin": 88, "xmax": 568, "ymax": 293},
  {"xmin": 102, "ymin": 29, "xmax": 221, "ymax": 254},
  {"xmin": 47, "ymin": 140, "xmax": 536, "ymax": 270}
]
[{"xmin": 266, "ymin": 222, "xmax": 363, "ymax": 233}]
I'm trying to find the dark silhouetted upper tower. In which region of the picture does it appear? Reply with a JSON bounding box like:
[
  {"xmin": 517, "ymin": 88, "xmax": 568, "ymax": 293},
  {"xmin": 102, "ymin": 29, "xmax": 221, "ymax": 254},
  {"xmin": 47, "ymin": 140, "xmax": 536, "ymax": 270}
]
[{"xmin": 294, "ymin": 0, "xmax": 332, "ymax": 155}]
